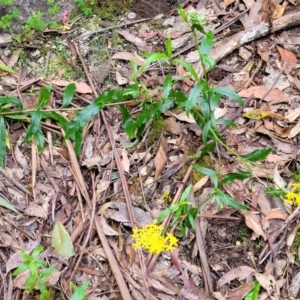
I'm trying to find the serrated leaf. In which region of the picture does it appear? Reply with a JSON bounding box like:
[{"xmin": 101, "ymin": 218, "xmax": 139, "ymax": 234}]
[
  {"xmin": 52, "ymin": 221, "xmax": 75, "ymax": 259},
  {"xmin": 219, "ymin": 170, "xmax": 252, "ymax": 186},
  {"xmin": 6, "ymin": 114, "xmax": 28, "ymax": 120},
  {"xmin": 213, "ymin": 86, "xmax": 244, "ymax": 107},
  {"xmin": 202, "ymin": 55, "xmax": 216, "ymax": 71},
  {"xmin": 0, "ymin": 196, "xmax": 21, "ymax": 214},
  {"xmin": 70, "ymin": 280, "xmax": 89, "ymax": 300},
  {"xmin": 0, "ymin": 116, "xmax": 6, "ymax": 168},
  {"xmin": 162, "ymin": 74, "xmax": 173, "ymax": 99},
  {"xmin": 74, "ymin": 130, "xmax": 83, "ymax": 157},
  {"xmin": 242, "ymin": 147, "xmax": 272, "ymax": 162},
  {"xmin": 0, "ymin": 96, "xmax": 23, "ymax": 109},
  {"xmin": 181, "ymin": 184, "xmax": 193, "ymax": 200},
  {"xmin": 136, "ymin": 98, "xmax": 174, "ymax": 127},
  {"xmin": 0, "ymin": 64, "xmax": 15, "ymax": 74},
  {"xmin": 25, "ymin": 111, "xmax": 42, "ymax": 144},
  {"xmin": 34, "ymin": 128, "xmax": 45, "ymax": 153},
  {"xmin": 36, "ymin": 85, "xmax": 52, "ymax": 110},
  {"xmin": 200, "ymin": 30, "xmax": 214, "ymax": 55},
  {"xmin": 62, "ymin": 83, "xmax": 76, "ymax": 108},
  {"xmin": 40, "ymin": 111, "xmax": 70, "ymax": 132},
  {"xmin": 173, "ymin": 58, "xmax": 199, "ymax": 81}
]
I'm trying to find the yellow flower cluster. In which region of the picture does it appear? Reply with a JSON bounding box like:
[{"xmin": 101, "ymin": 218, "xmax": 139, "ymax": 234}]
[
  {"xmin": 285, "ymin": 183, "xmax": 300, "ymax": 205},
  {"xmin": 131, "ymin": 223, "xmax": 178, "ymax": 254}
]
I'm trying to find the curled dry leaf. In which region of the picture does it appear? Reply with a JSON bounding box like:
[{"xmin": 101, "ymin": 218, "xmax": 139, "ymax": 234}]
[
  {"xmin": 239, "ymin": 86, "xmax": 290, "ymax": 104},
  {"xmin": 217, "ymin": 265, "xmax": 256, "ymax": 287},
  {"xmin": 154, "ymin": 136, "xmax": 167, "ymax": 179},
  {"xmin": 111, "ymin": 51, "xmax": 145, "ymax": 66},
  {"xmin": 277, "ymin": 46, "xmax": 297, "ymax": 74},
  {"xmin": 262, "ymin": 208, "xmax": 288, "ymax": 223},
  {"xmin": 255, "ymin": 272, "xmax": 280, "ymax": 300},
  {"xmin": 242, "ymin": 211, "xmax": 267, "ymax": 241},
  {"xmin": 117, "ymin": 29, "xmax": 152, "ymax": 52},
  {"xmin": 52, "ymin": 80, "xmax": 92, "ymax": 94}
]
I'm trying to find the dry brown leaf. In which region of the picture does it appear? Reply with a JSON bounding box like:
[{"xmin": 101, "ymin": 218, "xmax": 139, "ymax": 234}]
[
  {"xmin": 277, "ymin": 46, "xmax": 297, "ymax": 73},
  {"xmin": 226, "ymin": 282, "xmax": 255, "ymax": 300},
  {"xmin": 121, "ymin": 148, "xmax": 130, "ymax": 173},
  {"xmin": 243, "ymin": 211, "xmax": 267, "ymax": 240},
  {"xmin": 286, "ymin": 107, "xmax": 300, "ymax": 122},
  {"xmin": 273, "ymin": 164, "xmax": 286, "ymax": 189},
  {"xmin": 117, "ymin": 29, "xmax": 152, "ymax": 52},
  {"xmin": 262, "ymin": 208, "xmax": 288, "ymax": 223},
  {"xmin": 289, "ymin": 120, "xmax": 300, "ymax": 138},
  {"xmin": 289, "ymin": 271, "xmax": 300, "ymax": 298},
  {"xmin": 255, "ymin": 272, "xmax": 280, "ymax": 300},
  {"xmin": 271, "ymin": 2, "xmax": 285, "ymax": 19},
  {"xmin": 154, "ymin": 136, "xmax": 167, "ymax": 179},
  {"xmin": 217, "ymin": 266, "xmax": 256, "ymax": 287},
  {"xmin": 257, "ymin": 42, "xmax": 270, "ymax": 62},
  {"xmin": 52, "ymin": 80, "xmax": 92, "ymax": 94},
  {"xmin": 193, "ymin": 176, "xmax": 209, "ymax": 192},
  {"xmin": 239, "ymin": 86, "xmax": 290, "ymax": 104},
  {"xmin": 165, "ymin": 117, "xmax": 184, "ymax": 135},
  {"xmin": 115, "ymin": 71, "xmax": 128, "ymax": 85},
  {"xmin": 111, "ymin": 51, "xmax": 145, "ymax": 66}
]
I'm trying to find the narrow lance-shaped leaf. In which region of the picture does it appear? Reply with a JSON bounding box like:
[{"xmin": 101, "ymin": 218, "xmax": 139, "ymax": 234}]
[
  {"xmin": 183, "ymin": 81, "xmax": 206, "ymax": 113},
  {"xmin": 140, "ymin": 53, "xmax": 168, "ymax": 73},
  {"xmin": 200, "ymin": 30, "xmax": 214, "ymax": 55},
  {"xmin": 0, "ymin": 116, "xmax": 6, "ymax": 168},
  {"xmin": 70, "ymin": 280, "xmax": 89, "ymax": 300},
  {"xmin": 0, "ymin": 96, "xmax": 23, "ymax": 110},
  {"xmin": 212, "ymin": 86, "xmax": 244, "ymax": 107},
  {"xmin": 242, "ymin": 147, "xmax": 272, "ymax": 162},
  {"xmin": 36, "ymin": 85, "xmax": 52, "ymax": 110},
  {"xmin": 119, "ymin": 105, "xmax": 137, "ymax": 139},
  {"xmin": 173, "ymin": 58, "xmax": 199, "ymax": 82},
  {"xmin": 162, "ymin": 74, "xmax": 173, "ymax": 99},
  {"xmin": 219, "ymin": 170, "xmax": 252, "ymax": 186},
  {"xmin": 62, "ymin": 83, "xmax": 76, "ymax": 108},
  {"xmin": 25, "ymin": 112, "xmax": 42, "ymax": 144},
  {"xmin": 166, "ymin": 35, "xmax": 173, "ymax": 58}
]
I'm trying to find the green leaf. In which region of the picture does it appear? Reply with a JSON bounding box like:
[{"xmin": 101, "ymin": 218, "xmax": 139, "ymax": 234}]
[
  {"xmin": 200, "ymin": 30, "xmax": 214, "ymax": 55},
  {"xmin": 6, "ymin": 114, "xmax": 28, "ymax": 120},
  {"xmin": 25, "ymin": 112, "xmax": 42, "ymax": 143},
  {"xmin": 52, "ymin": 221, "xmax": 75, "ymax": 259},
  {"xmin": 0, "ymin": 64, "xmax": 15, "ymax": 74},
  {"xmin": 265, "ymin": 187, "xmax": 286, "ymax": 198},
  {"xmin": 0, "ymin": 195, "xmax": 21, "ymax": 214},
  {"xmin": 140, "ymin": 53, "xmax": 168, "ymax": 73},
  {"xmin": 202, "ymin": 120, "xmax": 211, "ymax": 144},
  {"xmin": 178, "ymin": 6, "xmax": 188, "ymax": 23},
  {"xmin": 216, "ymin": 118, "xmax": 236, "ymax": 127},
  {"xmin": 157, "ymin": 208, "xmax": 171, "ymax": 223},
  {"xmin": 242, "ymin": 147, "xmax": 272, "ymax": 162},
  {"xmin": 162, "ymin": 74, "xmax": 173, "ymax": 99},
  {"xmin": 202, "ymin": 55, "xmax": 216, "ymax": 71},
  {"xmin": 193, "ymin": 164, "xmax": 216, "ymax": 177},
  {"xmin": 190, "ymin": 13, "xmax": 206, "ymax": 34},
  {"xmin": 119, "ymin": 105, "xmax": 137, "ymax": 139},
  {"xmin": 189, "ymin": 141, "xmax": 216, "ymax": 158},
  {"xmin": 0, "ymin": 96, "xmax": 23, "ymax": 109},
  {"xmin": 181, "ymin": 184, "xmax": 193, "ymax": 200},
  {"xmin": 173, "ymin": 58, "xmax": 199, "ymax": 81},
  {"xmin": 212, "ymin": 87, "xmax": 244, "ymax": 107},
  {"xmin": 74, "ymin": 130, "xmax": 83, "ymax": 157},
  {"xmin": 40, "ymin": 111, "xmax": 70, "ymax": 132},
  {"xmin": 65, "ymin": 90, "xmax": 125, "ymax": 142},
  {"xmin": 184, "ymin": 82, "xmax": 206, "ymax": 113},
  {"xmin": 166, "ymin": 36, "xmax": 172, "ymax": 58},
  {"xmin": 245, "ymin": 281, "xmax": 260, "ymax": 300},
  {"xmin": 136, "ymin": 98, "xmax": 174, "ymax": 128},
  {"xmin": 215, "ymin": 191, "xmax": 247, "ymax": 210},
  {"xmin": 62, "ymin": 83, "xmax": 76, "ymax": 108},
  {"xmin": 70, "ymin": 280, "xmax": 89, "ymax": 300},
  {"xmin": 0, "ymin": 116, "xmax": 6, "ymax": 168},
  {"xmin": 219, "ymin": 170, "xmax": 252, "ymax": 186},
  {"xmin": 36, "ymin": 85, "xmax": 52, "ymax": 109}
]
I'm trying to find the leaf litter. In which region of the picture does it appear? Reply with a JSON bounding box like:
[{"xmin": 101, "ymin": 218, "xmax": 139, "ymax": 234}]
[{"xmin": 1, "ymin": 0, "xmax": 300, "ymax": 299}]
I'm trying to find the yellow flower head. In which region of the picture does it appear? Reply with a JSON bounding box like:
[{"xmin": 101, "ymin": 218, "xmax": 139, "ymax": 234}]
[
  {"xmin": 131, "ymin": 223, "xmax": 178, "ymax": 254},
  {"xmin": 285, "ymin": 182, "xmax": 300, "ymax": 205}
]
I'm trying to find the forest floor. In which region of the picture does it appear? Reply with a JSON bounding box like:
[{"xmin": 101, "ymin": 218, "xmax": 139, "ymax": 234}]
[{"xmin": 1, "ymin": 0, "xmax": 300, "ymax": 299}]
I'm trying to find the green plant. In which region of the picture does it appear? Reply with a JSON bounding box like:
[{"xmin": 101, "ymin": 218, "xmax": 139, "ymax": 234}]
[
  {"xmin": 22, "ymin": 11, "xmax": 46, "ymax": 36},
  {"xmin": 0, "ymin": 0, "xmax": 14, "ymax": 4},
  {"xmin": 12, "ymin": 245, "xmax": 57, "ymax": 300},
  {"xmin": 70, "ymin": 280, "xmax": 89, "ymax": 300},
  {"xmin": 48, "ymin": 4, "xmax": 60, "ymax": 14},
  {"xmin": 0, "ymin": 8, "xmax": 19, "ymax": 29},
  {"xmin": 74, "ymin": 0, "xmax": 93, "ymax": 16}
]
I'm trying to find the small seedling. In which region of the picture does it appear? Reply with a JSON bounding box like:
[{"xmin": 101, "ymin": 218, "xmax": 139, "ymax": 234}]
[{"xmin": 13, "ymin": 245, "xmax": 56, "ymax": 300}]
